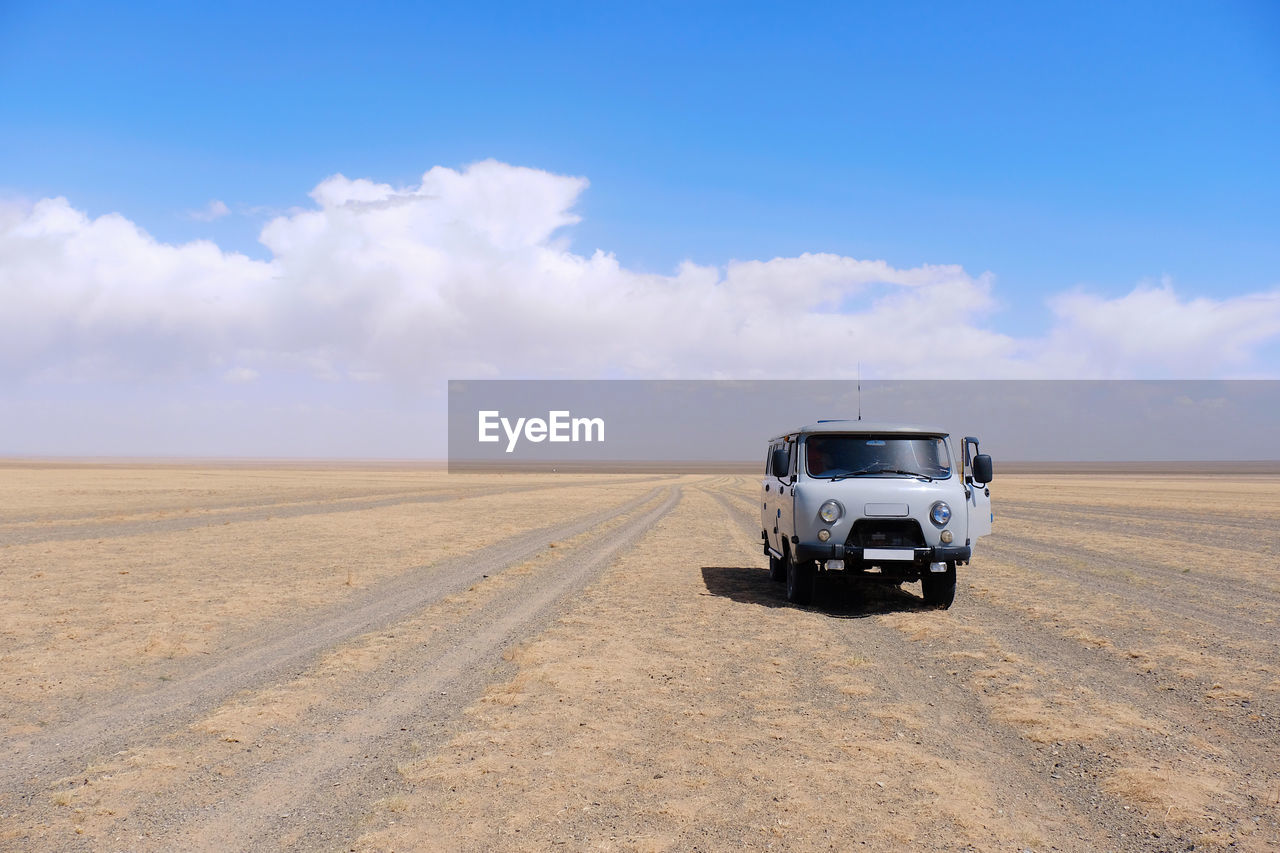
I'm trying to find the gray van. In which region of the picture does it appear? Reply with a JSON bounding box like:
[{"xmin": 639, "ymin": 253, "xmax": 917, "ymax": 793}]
[{"xmin": 761, "ymin": 421, "xmax": 993, "ymax": 608}]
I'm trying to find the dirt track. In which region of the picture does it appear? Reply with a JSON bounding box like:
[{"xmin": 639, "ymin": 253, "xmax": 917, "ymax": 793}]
[{"xmin": 1, "ymin": 466, "xmax": 1277, "ymax": 851}]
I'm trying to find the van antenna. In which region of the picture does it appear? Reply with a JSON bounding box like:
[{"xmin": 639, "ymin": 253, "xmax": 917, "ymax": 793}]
[{"xmin": 857, "ymin": 363, "xmax": 862, "ymax": 421}]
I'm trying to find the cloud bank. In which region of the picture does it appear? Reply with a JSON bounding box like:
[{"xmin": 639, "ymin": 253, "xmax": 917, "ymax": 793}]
[
  {"xmin": 4, "ymin": 159, "xmax": 1279, "ymax": 392},
  {"xmin": 2, "ymin": 159, "xmax": 1280, "ymax": 454}
]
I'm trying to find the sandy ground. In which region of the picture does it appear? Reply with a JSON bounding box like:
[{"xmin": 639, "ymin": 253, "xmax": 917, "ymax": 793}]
[{"xmin": 1, "ymin": 465, "xmax": 1277, "ymax": 851}]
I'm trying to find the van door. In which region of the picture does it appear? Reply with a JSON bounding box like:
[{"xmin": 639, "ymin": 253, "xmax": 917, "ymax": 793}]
[
  {"xmin": 778, "ymin": 438, "xmax": 798, "ymax": 551},
  {"xmin": 761, "ymin": 445, "xmax": 777, "ymax": 551},
  {"xmin": 761, "ymin": 442, "xmax": 785, "ymax": 553},
  {"xmin": 963, "ymin": 437, "xmax": 993, "ymax": 540},
  {"xmin": 761, "ymin": 439, "xmax": 794, "ymax": 554}
]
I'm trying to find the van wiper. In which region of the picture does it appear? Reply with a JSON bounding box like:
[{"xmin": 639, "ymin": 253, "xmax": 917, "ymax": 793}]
[
  {"xmin": 830, "ymin": 467, "xmax": 933, "ymax": 482},
  {"xmin": 874, "ymin": 468, "xmax": 934, "ymax": 481}
]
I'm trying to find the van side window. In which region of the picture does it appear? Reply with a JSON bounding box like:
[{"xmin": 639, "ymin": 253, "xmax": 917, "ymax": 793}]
[{"xmin": 768, "ymin": 442, "xmax": 790, "ymax": 478}]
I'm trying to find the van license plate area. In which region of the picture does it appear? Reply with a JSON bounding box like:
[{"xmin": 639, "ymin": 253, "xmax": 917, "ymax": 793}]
[{"xmin": 862, "ymin": 548, "xmax": 914, "ymax": 562}]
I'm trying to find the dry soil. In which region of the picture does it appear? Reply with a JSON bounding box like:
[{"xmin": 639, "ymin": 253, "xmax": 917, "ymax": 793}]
[{"xmin": 1, "ymin": 464, "xmax": 1277, "ymax": 852}]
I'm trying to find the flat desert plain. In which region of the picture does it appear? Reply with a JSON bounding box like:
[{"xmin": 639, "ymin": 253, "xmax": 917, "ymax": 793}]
[{"xmin": 1, "ymin": 464, "xmax": 1278, "ymax": 852}]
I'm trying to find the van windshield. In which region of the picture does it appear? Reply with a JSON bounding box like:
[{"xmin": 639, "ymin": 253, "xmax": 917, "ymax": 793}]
[{"xmin": 805, "ymin": 435, "xmax": 951, "ymax": 480}]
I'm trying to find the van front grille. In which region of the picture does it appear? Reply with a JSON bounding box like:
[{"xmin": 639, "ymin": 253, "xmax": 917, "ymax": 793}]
[{"xmin": 847, "ymin": 519, "xmax": 925, "ymax": 549}]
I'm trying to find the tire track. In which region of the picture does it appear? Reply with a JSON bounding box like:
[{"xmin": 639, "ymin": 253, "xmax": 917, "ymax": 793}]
[
  {"xmin": 154, "ymin": 486, "xmax": 684, "ymax": 851},
  {"xmin": 0, "ymin": 486, "xmax": 670, "ymax": 790},
  {"xmin": 950, "ymin": 592, "xmax": 1280, "ymax": 843},
  {"xmin": 962, "ymin": 542, "xmax": 1280, "ymax": 742},
  {"xmin": 710, "ymin": 488, "xmax": 764, "ymax": 537},
  {"xmin": 1001, "ymin": 499, "xmax": 1280, "ymax": 540},
  {"xmin": 706, "ymin": 490, "xmax": 759, "ymax": 540},
  {"xmin": 0, "ymin": 485, "xmax": 440, "ymax": 526},
  {"xmin": 995, "ymin": 504, "xmax": 1280, "ymax": 580},
  {"xmin": 0, "ymin": 475, "xmax": 675, "ymax": 546},
  {"xmin": 985, "ymin": 531, "xmax": 1280, "ymax": 640},
  {"xmin": 962, "ymin": 586, "xmax": 1280, "ymax": 740}
]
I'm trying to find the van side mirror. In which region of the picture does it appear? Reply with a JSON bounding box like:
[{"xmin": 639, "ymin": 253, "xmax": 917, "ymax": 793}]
[
  {"xmin": 972, "ymin": 454, "xmax": 993, "ymax": 484},
  {"xmin": 770, "ymin": 448, "xmax": 790, "ymax": 479}
]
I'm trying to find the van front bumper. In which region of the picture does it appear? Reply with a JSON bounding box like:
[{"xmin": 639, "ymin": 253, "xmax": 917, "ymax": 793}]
[{"xmin": 792, "ymin": 542, "xmax": 971, "ymax": 566}]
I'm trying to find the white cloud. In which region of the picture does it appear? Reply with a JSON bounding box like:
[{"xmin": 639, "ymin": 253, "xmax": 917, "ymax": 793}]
[
  {"xmin": 1, "ymin": 160, "xmax": 1278, "ymax": 398},
  {"xmin": 1036, "ymin": 278, "xmax": 1280, "ymax": 377},
  {"xmin": 223, "ymin": 366, "xmax": 259, "ymax": 383},
  {"xmin": 188, "ymin": 199, "xmax": 231, "ymax": 221},
  {"xmin": 0, "ymin": 196, "xmax": 273, "ymax": 381}
]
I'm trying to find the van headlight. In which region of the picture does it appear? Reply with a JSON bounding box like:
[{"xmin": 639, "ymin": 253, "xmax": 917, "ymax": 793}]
[
  {"xmin": 929, "ymin": 501, "xmax": 952, "ymax": 527},
  {"xmin": 819, "ymin": 500, "xmax": 843, "ymax": 523}
]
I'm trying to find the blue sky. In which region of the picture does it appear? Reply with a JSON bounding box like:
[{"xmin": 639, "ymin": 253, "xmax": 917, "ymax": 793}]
[
  {"xmin": 1, "ymin": 1, "xmax": 1279, "ymax": 453},
  {"xmin": 5, "ymin": 1, "xmax": 1278, "ymax": 325}
]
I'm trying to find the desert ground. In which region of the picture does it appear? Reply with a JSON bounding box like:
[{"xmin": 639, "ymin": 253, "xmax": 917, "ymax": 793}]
[{"xmin": 1, "ymin": 463, "xmax": 1278, "ymax": 852}]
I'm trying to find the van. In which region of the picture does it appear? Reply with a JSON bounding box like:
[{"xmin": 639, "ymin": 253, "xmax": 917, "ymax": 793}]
[{"xmin": 761, "ymin": 421, "xmax": 993, "ymax": 608}]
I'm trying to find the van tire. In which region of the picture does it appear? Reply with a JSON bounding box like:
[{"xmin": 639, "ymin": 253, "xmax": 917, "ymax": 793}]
[
  {"xmin": 769, "ymin": 553, "xmax": 785, "ymax": 582},
  {"xmin": 921, "ymin": 563, "xmax": 956, "ymax": 609},
  {"xmin": 786, "ymin": 554, "xmax": 817, "ymax": 605}
]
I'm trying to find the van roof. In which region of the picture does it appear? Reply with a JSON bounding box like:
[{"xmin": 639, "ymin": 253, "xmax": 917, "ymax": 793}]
[{"xmin": 769, "ymin": 421, "xmax": 948, "ymax": 442}]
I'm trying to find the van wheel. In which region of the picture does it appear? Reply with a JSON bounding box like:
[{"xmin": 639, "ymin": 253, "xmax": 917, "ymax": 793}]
[
  {"xmin": 786, "ymin": 554, "xmax": 817, "ymax": 605},
  {"xmin": 921, "ymin": 563, "xmax": 956, "ymax": 609},
  {"xmin": 769, "ymin": 553, "xmax": 785, "ymax": 582}
]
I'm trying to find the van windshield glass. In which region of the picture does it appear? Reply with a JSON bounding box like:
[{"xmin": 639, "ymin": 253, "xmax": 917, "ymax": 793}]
[{"xmin": 805, "ymin": 435, "xmax": 951, "ymax": 480}]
